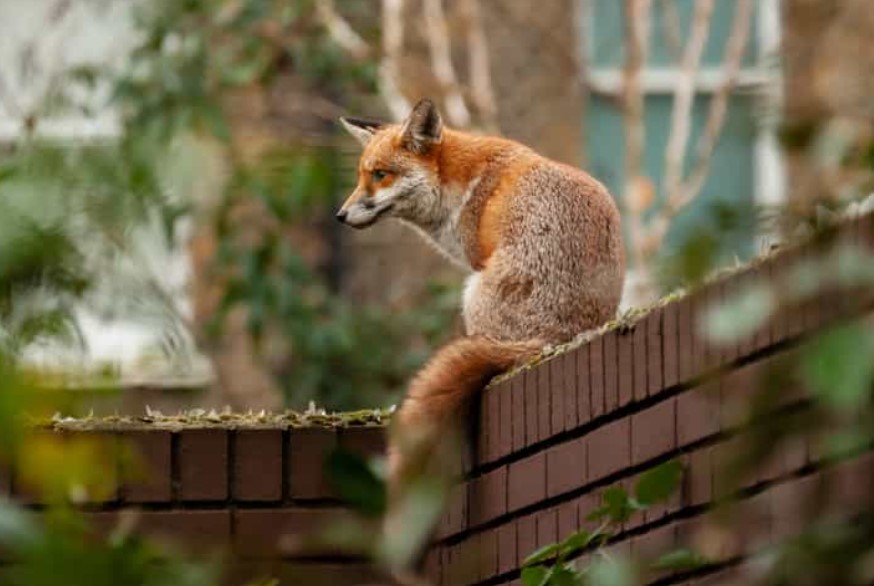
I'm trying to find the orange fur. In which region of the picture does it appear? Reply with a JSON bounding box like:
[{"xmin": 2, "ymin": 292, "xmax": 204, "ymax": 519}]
[{"xmin": 388, "ymin": 336, "xmax": 541, "ymax": 493}]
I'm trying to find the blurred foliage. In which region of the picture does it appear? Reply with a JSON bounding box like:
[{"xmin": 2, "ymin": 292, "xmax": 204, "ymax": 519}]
[
  {"xmin": 0, "ymin": 356, "xmax": 222, "ymax": 585},
  {"xmin": 520, "ymin": 460, "xmax": 694, "ymax": 586},
  {"xmin": 103, "ymin": 0, "xmax": 457, "ymax": 409},
  {"xmin": 0, "ymin": 0, "xmax": 458, "ymax": 409}
]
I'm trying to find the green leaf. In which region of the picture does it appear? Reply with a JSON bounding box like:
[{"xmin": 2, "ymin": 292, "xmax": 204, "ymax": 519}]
[
  {"xmin": 523, "ymin": 542, "xmax": 563, "ymax": 567},
  {"xmin": 562, "ymin": 528, "xmax": 597, "ymax": 553},
  {"xmin": 649, "ymin": 548, "xmax": 708, "ymax": 571},
  {"xmin": 521, "ymin": 565, "xmax": 550, "ymax": 586},
  {"xmin": 634, "ymin": 460, "xmax": 683, "ymax": 507},
  {"xmin": 325, "ymin": 449, "xmax": 386, "ymax": 517},
  {"xmin": 550, "ymin": 565, "xmax": 583, "ymax": 586},
  {"xmin": 601, "ymin": 486, "xmax": 635, "ymax": 524},
  {"xmin": 801, "ymin": 323, "xmax": 874, "ymax": 412}
]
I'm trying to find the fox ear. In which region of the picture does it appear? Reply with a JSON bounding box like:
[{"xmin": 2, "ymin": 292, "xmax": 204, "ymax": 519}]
[
  {"xmin": 401, "ymin": 98, "xmax": 443, "ymax": 154},
  {"xmin": 340, "ymin": 116, "xmax": 384, "ymax": 146}
]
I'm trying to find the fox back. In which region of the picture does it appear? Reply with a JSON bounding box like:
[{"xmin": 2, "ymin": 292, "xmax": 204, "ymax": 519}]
[{"xmin": 338, "ymin": 99, "xmax": 624, "ymax": 344}]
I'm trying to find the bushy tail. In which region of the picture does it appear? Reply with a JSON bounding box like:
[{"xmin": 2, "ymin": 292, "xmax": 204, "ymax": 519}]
[
  {"xmin": 387, "ymin": 335, "xmax": 540, "ymax": 499},
  {"xmin": 383, "ymin": 336, "xmax": 541, "ymax": 574},
  {"xmin": 395, "ymin": 335, "xmax": 541, "ymax": 436}
]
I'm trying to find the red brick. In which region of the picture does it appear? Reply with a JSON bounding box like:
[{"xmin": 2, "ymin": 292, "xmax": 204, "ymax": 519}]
[
  {"xmin": 698, "ymin": 280, "xmax": 724, "ymax": 373},
  {"xmin": 632, "ymin": 319, "xmax": 648, "ymax": 403},
  {"xmin": 233, "ymin": 508, "xmax": 341, "ymax": 557},
  {"xmin": 617, "ymin": 331, "xmax": 634, "ymax": 407},
  {"xmin": 424, "ymin": 549, "xmax": 442, "ymax": 585},
  {"xmin": 549, "ymin": 358, "xmax": 565, "ymax": 438},
  {"xmin": 632, "ymin": 522, "xmax": 677, "ymax": 563},
  {"xmin": 289, "ymin": 427, "xmax": 336, "ymax": 500},
  {"xmin": 524, "ymin": 371, "xmax": 539, "ymax": 447},
  {"xmin": 477, "ymin": 389, "xmax": 492, "ymax": 466},
  {"xmin": 537, "ymin": 365, "xmax": 552, "ymax": 442},
  {"xmin": 497, "ymin": 521, "xmax": 517, "ymax": 575},
  {"xmin": 486, "ymin": 384, "xmax": 503, "ymax": 465},
  {"xmin": 178, "ymin": 429, "xmax": 228, "ymax": 502},
  {"xmin": 576, "ymin": 344, "xmax": 591, "ymax": 426},
  {"xmin": 557, "ymin": 499, "xmax": 579, "ymax": 541},
  {"xmin": 498, "ymin": 380, "xmax": 513, "ymax": 460},
  {"xmin": 576, "ymin": 492, "xmax": 599, "ymax": 532},
  {"xmin": 663, "ymin": 302, "xmax": 680, "ymax": 388},
  {"xmin": 139, "ymin": 510, "xmax": 231, "ymax": 551},
  {"xmin": 587, "ymin": 418, "xmax": 630, "ymax": 481},
  {"xmin": 535, "ymin": 507, "xmax": 558, "ymax": 549},
  {"xmin": 508, "ymin": 453, "xmax": 546, "ymax": 512},
  {"xmin": 516, "ymin": 514, "xmax": 537, "ymax": 566},
  {"xmin": 603, "ymin": 330, "xmax": 619, "ymax": 413},
  {"xmin": 511, "ymin": 375, "xmax": 526, "ymax": 452},
  {"xmin": 560, "ymin": 352, "xmax": 578, "ymax": 433},
  {"xmin": 632, "ymin": 399, "xmax": 676, "ymax": 465},
  {"xmin": 441, "ymin": 481, "xmax": 468, "ymax": 538},
  {"xmin": 546, "ymin": 437, "xmax": 586, "ymax": 497},
  {"xmin": 234, "ymin": 429, "xmax": 282, "ymax": 502},
  {"xmin": 589, "ymin": 337, "xmax": 605, "ymax": 418},
  {"xmin": 338, "ymin": 426, "xmax": 385, "ymax": 459},
  {"xmin": 470, "ymin": 466, "xmax": 507, "ymax": 526},
  {"xmin": 646, "ymin": 309, "xmax": 664, "ymax": 396},
  {"xmin": 123, "ymin": 430, "xmax": 172, "ymax": 503},
  {"xmin": 676, "ymin": 385, "xmax": 720, "ymax": 447},
  {"xmin": 678, "ymin": 296, "xmax": 695, "ymax": 384},
  {"xmin": 479, "ymin": 528, "xmax": 499, "ymax": 581}
]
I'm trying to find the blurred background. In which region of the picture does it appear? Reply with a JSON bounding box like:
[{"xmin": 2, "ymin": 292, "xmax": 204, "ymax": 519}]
[{"xmin": 0, "ymin": 0, "xmax": 871, "ymax": 414}]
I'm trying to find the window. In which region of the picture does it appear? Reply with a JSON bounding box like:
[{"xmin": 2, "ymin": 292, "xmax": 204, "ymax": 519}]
[{"xmin": 580, "ymin": 0, "xmax": 784, "ymax": 255}]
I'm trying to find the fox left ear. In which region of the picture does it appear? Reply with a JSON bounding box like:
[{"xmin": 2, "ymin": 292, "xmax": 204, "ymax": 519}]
[
  {"xmin": 340, "ymin": 116, "xmax": 384, "ymax": 147},
  {"xmin": 401, "ymin": 98, "xmax": 443, "ymax": 154}
]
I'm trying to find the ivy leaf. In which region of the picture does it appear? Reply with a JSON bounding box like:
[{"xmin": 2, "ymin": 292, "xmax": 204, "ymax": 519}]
[
  {"xmin": 635, "ymin": 460, "xmax": 683, "ymax": 507},
  {"xmin": 521, "ymin": 565, "xmax": 550, "ymax": 586},
  {"xmin": 523, "ymin": 542, "xmax": 564, "ymax": 567},
  {"xmin": 590, "ymin": 486, "xmax": 635, "ymax": 524},
  {"xmin": 801, "ymin": 323, "xmax": 874, "ymax": 412},
  {"xmin": 562, "ymin": 528, "xmax": 598, "ymax": 553},
  {"xmin": 650, "ymin": 548, "xmax": 708, "ymax": 571},
  {"xmin": 325, "ymin": 449, "xmax": 386, "ymax": 517}
]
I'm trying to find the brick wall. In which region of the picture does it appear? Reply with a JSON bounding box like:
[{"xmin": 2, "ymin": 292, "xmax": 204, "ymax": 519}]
[
  {"xmin": 0, "ymin": 424, "xmax": 389, "ymax": 585},
  {"xmin": 2, "ymin": 214, "xmax": 873, "ymax": 586},
  {"xmin": 426, "ymin": 212, "xmax": 874, "ymax": 585}
]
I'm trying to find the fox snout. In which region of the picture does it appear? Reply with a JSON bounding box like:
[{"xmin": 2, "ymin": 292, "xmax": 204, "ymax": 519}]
[{"xmin": 336, "ymin": 192, "xmax": 393, "ymax": 229}]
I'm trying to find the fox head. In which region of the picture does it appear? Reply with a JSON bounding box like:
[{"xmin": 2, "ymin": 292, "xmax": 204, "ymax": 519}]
[{"xmin": 336, "ymin": 98, "xmax": 444, "ymax": 229}]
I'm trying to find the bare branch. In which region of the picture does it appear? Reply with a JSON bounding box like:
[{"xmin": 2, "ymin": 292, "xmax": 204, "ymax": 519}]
[
  {"xmin": 622, "ymin": 0, "xmax": 653, "ymax": 269},
  {"xmin": 314, "ymin": 0, "xmax": 372, "ymax": 61},
  {"xmin": 422, "ymin": 0, "xmax": 471, "ymax": 127},
  {"xmin": 380, "ymin": 0, "xmax": 412, "ymax": 121},
  {"xmin": 679, "ymin": 0, "xmax": 755, "ymax": 207},
  {"xmin": 458, "ymin": 0, "xmax": 498, "ymax": 132},
  {"xmin": 659, "ymin": 0, "xmax": 684, "ymax": 64},
  {"xmin": 662, "ymin": 0, "xmax": 715, "ymax": 209}
]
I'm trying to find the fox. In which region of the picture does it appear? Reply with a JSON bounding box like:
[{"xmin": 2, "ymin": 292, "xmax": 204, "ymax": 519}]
[{"xmin": 337, "ymin": 98, "xmax": 624, "ymax": 565}]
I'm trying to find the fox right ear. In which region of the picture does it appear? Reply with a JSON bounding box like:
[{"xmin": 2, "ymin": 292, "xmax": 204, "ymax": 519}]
[{"xmin": 340, "ymin": 117, "xmax": 384, "ymax": 146}]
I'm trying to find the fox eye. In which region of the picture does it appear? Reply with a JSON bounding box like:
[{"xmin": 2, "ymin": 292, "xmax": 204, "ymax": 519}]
[{"xmin": 371, "ymin": 169, "xmax": 389, "ymax": 182}]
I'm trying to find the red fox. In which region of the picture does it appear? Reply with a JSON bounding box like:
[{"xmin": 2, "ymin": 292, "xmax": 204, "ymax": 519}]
[{"xmin": 338, "ymin": 98, "xmax": 624, "ymax": 553}]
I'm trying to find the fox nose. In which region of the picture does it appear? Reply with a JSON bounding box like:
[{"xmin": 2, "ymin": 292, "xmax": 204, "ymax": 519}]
[{"xmin": 335, "ymin": 209, "xmax": 348, "ymax": 223}]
